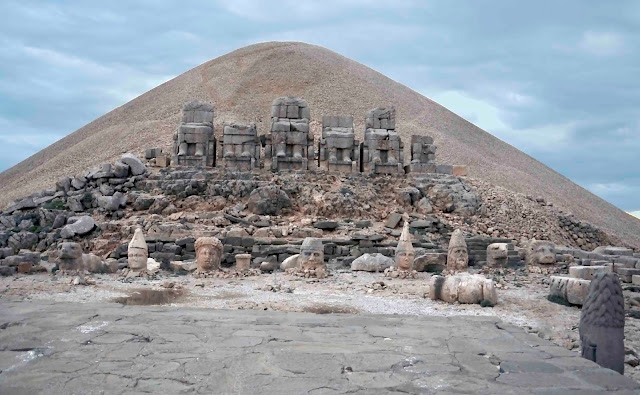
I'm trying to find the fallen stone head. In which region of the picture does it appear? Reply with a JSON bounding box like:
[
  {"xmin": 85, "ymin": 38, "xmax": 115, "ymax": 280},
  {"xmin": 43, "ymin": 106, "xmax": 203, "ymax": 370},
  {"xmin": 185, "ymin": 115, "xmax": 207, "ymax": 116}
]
[
  {"xmin": 195, "ymin": 236, "xmax": 223, "ymax": 272},
  {"xmin": 526, "ymin": 239, "xmax": 555, "ymax": 265}
]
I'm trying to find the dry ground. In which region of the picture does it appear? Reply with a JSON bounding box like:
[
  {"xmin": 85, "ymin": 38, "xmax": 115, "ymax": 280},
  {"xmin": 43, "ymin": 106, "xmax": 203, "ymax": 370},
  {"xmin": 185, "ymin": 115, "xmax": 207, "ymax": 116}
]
[{"xmin": 2, "ymin": 269, "xmax": 639, "ymax": 382}]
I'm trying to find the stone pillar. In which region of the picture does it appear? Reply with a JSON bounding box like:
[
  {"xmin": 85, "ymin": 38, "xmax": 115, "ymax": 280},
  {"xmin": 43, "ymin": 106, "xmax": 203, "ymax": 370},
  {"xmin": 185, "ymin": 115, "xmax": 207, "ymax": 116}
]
[{"xmin": 173, "ymin": 101, "xmax": 216, "ymax": 167}]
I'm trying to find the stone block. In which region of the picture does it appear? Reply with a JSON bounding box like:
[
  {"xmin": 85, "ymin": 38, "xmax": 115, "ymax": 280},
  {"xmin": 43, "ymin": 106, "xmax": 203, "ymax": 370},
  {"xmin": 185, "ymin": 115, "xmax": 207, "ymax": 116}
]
[
  {"xmin": 436, "ymin": 164, "xmax": 453, "ymax": 174},
  {"xmin": 271, "ymin": 120, "xmax": 291, "ymax": 132},
  {"xmin": 155, "ymin": 155, "xmax": 170, "ymax": 167},
  {"xmin": 384, "ymin": 213, "xmax": 402, "ymax": 229},
  {"xmin": 452, "ymin": 165, "xmax": 468, "ymax": 176},
  {"xmin": 633, "ymin": 275, "xmax": 640, "ymax": 285},
  {"xmin": 569, "ymin": 265, "xmax": 612, "ymax": 280}
]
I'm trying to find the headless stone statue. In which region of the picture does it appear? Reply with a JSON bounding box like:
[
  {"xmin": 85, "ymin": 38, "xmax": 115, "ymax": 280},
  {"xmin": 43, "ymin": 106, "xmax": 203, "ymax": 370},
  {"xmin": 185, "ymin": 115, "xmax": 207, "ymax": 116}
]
[
  {"xmin": 361, "ymin": 107, "xmax": 404, "ymax": 174},
  {"xmin": 579, "ymin": 272, "xmax": 625, "ymax": 374},
  {"xmin": 318, "ymin": 115, "xmax": 358, "ymax": 172}
]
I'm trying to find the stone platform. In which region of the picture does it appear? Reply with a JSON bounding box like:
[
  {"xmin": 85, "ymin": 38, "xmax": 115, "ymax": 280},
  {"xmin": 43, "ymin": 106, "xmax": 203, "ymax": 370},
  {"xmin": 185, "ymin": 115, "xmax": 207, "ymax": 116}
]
[{"xmin": 0, "ymin": 300, "xmax": 637, "ymax": 394}]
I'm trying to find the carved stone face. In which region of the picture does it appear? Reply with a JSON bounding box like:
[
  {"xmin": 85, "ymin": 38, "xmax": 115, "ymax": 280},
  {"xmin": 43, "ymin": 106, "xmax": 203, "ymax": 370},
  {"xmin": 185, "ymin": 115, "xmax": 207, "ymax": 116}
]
[
  {"xmin": 194, "ymin": 237, "xmax": 222, "ymax": 272},
  {"xmin": 299, "ymin": 247, "xmax": 324, "ymax": 270},
  {"xmin": 527, "ymin": 240, "xmax": 556, "ymax": 265},
  {"xmin": 527, "ymin": 241, "xmax": 555, "ymax": 265},
  {"xmin": 447, "ymin": 247, "xmax": 468, "ymax": 271},
  {"xmin": 196, "ymin": 245, "xmax": 222, "ymax": 272},
  {"xmin": 487, "ymin": 243, "xmax": 508, "ymax": 259},
  {"xmin": 128, "ymin": 248, "xmax": 148, "ymax": 271},
  {"xmin": 58, "ymin": 242, "xmax": 82, "ymax": 260},
  {"xmin": 395, "ymin": 250, "xmax": 415, "ymax": 271}
]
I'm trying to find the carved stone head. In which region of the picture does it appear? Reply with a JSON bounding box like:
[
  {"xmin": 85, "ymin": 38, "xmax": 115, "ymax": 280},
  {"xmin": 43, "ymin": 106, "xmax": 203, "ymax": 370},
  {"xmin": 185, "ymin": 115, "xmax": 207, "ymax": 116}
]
[
  {"xmin": 57, "ymin": 242, "xmax": 83, "ymax": 272},
  {"xmin": 487, "ymin": 243, "xmax": 508, "ymax": 267},
  {"xmin": 58, "ymin": 242, "xmax": 83, "ymax": 260},
  {"xmin": 298, "ymin": 238, "xmax": 325, "ymax": 271},
  {"xmin": 395, "ymin": 221, "xmax": 415, "ymax": 271},
  {"xmin": 128, "ymin": 228, "xmax": 148, "ymax": 271},
  {"xmin": 195, "ymin": 237, "xmax": 223, "ymax": 272},
  {"xmin": 447, "ymin": 229, "xmax": 468, "ymax": 272},
  {"xmin": 526, "ymin": 240, "xmax": 555, "ymax": 265}
]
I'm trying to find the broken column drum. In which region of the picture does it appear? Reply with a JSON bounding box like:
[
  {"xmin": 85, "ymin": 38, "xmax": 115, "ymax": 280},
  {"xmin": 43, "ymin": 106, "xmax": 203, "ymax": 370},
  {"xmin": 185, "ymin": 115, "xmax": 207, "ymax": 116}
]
[
  {"xmin": 173, "ymin": 101, "xmax": 216, "ymax": 167},
  {"xmin": 361, "ymin": 107, "xmax": 404, "ymax": 174},
  {"xmin": 219, "ymin": 123, "xmax": 260, "ymax": 171},
  {"xmin": 264, "ymin": 97, "xmax": 314, "ymax": 171},
  {"xmin": 409, "ymin": 135, "xmax": 437, "ymax": 173},
  {"xmin": 318, "ymin": 115, "xmax": 359, "ymax": 172}
]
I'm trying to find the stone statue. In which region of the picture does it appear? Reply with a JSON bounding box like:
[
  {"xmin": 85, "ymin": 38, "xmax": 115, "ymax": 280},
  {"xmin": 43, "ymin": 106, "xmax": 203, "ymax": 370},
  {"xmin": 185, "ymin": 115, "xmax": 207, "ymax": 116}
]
[
  {"xmin": 361, "ymin": 107, "xmax": 404, "ymax": 174},
  {"xmin": 56, "ymin": 242, "xmax": 86, "ymax": 274},
  {"xmin": 318, "ymin": 116, "xmax": 358, "ymax": 172},
  {"xmin": 395, "ymin": 221, "xmax": 415, "ymax": 271},
  {"xmin": 579, "ymin": 272, "xmax": 625, "ymax": 374},
  {"xmin": 487, "ymin": 243, "xmax": 508, "ymax": 267},
  {"xmin": 173, "ymin": 101, "xmax": 215, "ymax": 167},
  {"xmin": 220, "ymin": 123, "xmax": 260, "ymax": 171},
  {"xmin": 263, "ymin": 97, "xmax": 314, "ymax": 171},
  {"xmin": 408, "ymin": 135, "xmax": 437, "ymax": 173},
  {"xmin": 128, "ymin": 228, "xmax": 148, "ymax": 272},
  {"xmin": 429, "ymin": 272, "xmax": 498, "ymax": 305},
  {"xmin": 195, "ymin": 237, "xmax": 223, "ymax": 272},
  {"xmin": 298, "ymin": 238, "xmax": 327, "ymax": 278},
  {"xmin": 57, "ymin": 242, "xmax": 116, "ymax": 275},
  {"xmin": 526, "ymin": 239, "xmax": 556, "ymax": 265},
  {"xmin": 447, "ymin": 229, "xmax": 468, "ymax": 272}
]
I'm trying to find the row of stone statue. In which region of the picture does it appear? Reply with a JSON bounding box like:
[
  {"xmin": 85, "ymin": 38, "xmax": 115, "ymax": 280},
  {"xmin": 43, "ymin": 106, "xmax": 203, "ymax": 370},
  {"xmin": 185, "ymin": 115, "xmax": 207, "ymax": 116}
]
[{"xmin": 173, "ymin": 97, "xmax": 451, "ymax": 174}]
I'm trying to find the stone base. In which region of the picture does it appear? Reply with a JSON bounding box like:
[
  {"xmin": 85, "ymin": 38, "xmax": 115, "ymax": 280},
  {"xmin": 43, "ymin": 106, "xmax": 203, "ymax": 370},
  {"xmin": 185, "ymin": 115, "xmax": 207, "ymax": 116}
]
[
  {"xmin": 319, "ymin": 160, "xmax": 358, "ymax": 173},
  {"xmin": 364, "ymin": 162, "xmax": 404, "ymax": 175},
  {"xmin": 172, "ymin": 155, "xmax": 214, "ymax": 167},
  {"xmin": 270, "ymin": 157, "xmax": 309, "ymax": 171},
  {"xmin": 223, "ymin": 157, "xmax": 258, "ymax": 172},
  {"xmin": 408, "ymin": 163, "xmax": 436, "ymax": 173}
]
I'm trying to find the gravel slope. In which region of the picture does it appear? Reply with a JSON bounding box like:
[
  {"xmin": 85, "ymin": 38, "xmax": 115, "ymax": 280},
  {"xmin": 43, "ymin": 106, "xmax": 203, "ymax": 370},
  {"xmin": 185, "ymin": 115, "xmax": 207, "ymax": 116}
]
[{"xmin": 1, "ymin": 41, "xmax": 638, "ymax": 246}]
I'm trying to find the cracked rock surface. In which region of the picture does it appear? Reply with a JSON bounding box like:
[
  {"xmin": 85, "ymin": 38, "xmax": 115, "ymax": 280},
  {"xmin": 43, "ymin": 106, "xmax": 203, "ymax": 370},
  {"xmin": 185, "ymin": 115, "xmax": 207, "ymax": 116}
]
[{"xmin": 1, "ymin": 299, "xmax": 638, "ymax": 394}]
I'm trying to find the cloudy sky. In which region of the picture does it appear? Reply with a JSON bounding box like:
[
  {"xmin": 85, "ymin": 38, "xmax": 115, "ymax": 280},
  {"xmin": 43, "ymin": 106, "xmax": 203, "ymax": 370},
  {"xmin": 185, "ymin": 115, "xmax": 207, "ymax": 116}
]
[{"xmin": 1, "ymin": 1, "xmax": 639, "ymax": 216}]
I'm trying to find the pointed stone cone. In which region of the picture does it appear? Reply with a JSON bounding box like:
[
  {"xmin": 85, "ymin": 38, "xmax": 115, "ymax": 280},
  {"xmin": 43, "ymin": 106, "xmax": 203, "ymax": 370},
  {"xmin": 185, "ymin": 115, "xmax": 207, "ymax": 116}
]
[
  {"xmin": 396, "ymin": 221, "xmax": 414, "ymax": 254},
  {"xmin": 128, "ymin": 228, "xmax": 148, "ymax": 271}
]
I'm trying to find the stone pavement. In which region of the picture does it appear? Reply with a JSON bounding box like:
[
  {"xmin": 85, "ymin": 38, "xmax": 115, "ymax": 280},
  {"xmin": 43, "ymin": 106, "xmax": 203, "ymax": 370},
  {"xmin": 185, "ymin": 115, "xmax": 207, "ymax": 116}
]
[{"xmin": 0, "ymin": 299, "xmax": 638, "ymax": 394}]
